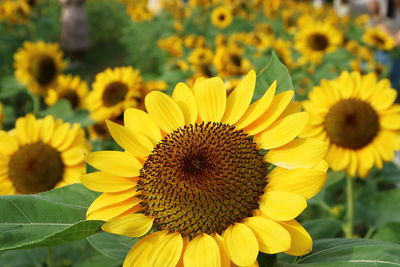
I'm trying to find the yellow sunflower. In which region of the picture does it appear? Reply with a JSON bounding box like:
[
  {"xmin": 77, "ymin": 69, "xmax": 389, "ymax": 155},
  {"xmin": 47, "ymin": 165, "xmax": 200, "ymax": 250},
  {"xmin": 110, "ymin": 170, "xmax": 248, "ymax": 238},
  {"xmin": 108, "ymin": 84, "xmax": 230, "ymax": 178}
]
[
  {"xmin": 362, "ymin": 27, "xmax": 395, "ymax": 51},
  {"xmin": 81, "ymin": 70, "xmax": 328, "ymax": 266},
  {"xmin": 85, "ymin": 66, "xmax": 143, "ymax": 122},
  {"xmin": 0, "ymin": 114, "xmax": 89, "ymax": 195},
  {"xmin": 45, "ymin": 74, "xmax": 89, "ymax": 110},
  {"xmin": 14, "ymin": 41, "xmax": 66, "ymax": 95},
  {"xmin": 214, "ymin": 44, "xmax": 252, "ymax": 77},
  {"xmin": 211, "ymin": 6, "xmax": 233, "ymax": 29},
  {"xmin": 301, "ymin": 71, "xmax": 400, "ymax": 178},
  {"xmin": 158, "ymin": 35, "xmax": 183, "ymax": 57},
  {"xmin": 295, "ymin": 21, "xmax": 342, "ymax": 65}
]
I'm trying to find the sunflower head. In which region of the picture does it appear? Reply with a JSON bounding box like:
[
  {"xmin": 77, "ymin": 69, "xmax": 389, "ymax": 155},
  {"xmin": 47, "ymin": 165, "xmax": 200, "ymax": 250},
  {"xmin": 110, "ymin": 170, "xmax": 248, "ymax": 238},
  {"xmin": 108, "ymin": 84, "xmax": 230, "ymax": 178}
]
[
  {"xmin": 14, "ymin": 41, "xmax": 66, "ymax": 95},
  {"xmin": 86, "ymin": 66, "xmax": 143, "ymax": 122},
  {"xmin": 301, "ymin": 71, "xmax": 400, "ymax": 178},
  {"xmin": 82, "ymin": 70, "xmax": 329, "ymax": 266},
  {"xmin": 45, "ymin": 74, "xmax": 89, "ymax": 109},
  {"xmin": 211, "ymin": 6, "xmax": 233, "ymax": 29},
  {"xmin": 0, "ymin": 114, "xmax": 90, "ymax": 195},
  {"xmin": 362, "ymin": 27, "xmax": 395, "ymax": 51}
]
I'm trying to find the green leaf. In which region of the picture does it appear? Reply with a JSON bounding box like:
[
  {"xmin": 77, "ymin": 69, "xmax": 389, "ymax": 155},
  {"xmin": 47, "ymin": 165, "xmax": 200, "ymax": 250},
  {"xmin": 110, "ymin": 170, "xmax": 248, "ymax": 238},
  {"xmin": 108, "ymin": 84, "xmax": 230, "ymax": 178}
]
[
  {"xmin": 373, "ymin": 223, "xmax": 400, "ymax": 244},
  {"xmin": 296, "ymin": 239, "xmax": 400, "ymax": 266},
  {"xmin": 87, "ymin": 232, "xmax": 138, "ymax": 261},
  {"xmin": 0, "ymin": 184, "xmax": 102, "ymax": 251},
  {"xmin": 302, "ymin": 219, "xmax": 342, "ymax": 239},
  {"xmin": 0, "ymin": 76, "xmax": 26, "ymax": 99},
  {"xmin": 253, "ymin": 50, "xmax": 294, "ymax": 102}
]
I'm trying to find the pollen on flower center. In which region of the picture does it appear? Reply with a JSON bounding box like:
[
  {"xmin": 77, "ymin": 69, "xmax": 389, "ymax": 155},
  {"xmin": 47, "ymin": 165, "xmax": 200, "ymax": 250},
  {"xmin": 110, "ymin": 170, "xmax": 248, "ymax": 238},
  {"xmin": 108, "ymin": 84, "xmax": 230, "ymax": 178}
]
[
  {"xmin": 308, "ymin": 33, "xmax": 329, "ymax": 51},
  {"xmin": 30, "ymin": 55, "xmax": 57, "ymax": 86},
  {"xmin": 324, "ymin": 98, "xmax": 380, "ymax": 149},
  {"xmin": 8, "ymin": 143, "xmax": 64, "ymax": 194},
  {"xmin": 137, "ymin": 122, "xmax": 267, "ymax": 239},
  {"xmin": 102, "ymin": 81, "xmax": 128, "ymax": 107}
]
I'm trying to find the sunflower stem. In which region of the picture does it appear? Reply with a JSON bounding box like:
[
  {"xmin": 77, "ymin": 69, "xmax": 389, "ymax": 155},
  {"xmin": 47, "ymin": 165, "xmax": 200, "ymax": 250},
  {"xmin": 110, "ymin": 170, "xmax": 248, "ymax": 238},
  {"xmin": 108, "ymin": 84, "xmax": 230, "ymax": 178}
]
[
  {"xmin": 46, "ymin": 247, "xmax": 55, "ymax": 267},
  {"xmin": 29, "ymin": 92, "xmax": 40, "ymax": 115},
  {"xmin": 344, "ymin": 176, "xmax": 354, "ymax": 238}
]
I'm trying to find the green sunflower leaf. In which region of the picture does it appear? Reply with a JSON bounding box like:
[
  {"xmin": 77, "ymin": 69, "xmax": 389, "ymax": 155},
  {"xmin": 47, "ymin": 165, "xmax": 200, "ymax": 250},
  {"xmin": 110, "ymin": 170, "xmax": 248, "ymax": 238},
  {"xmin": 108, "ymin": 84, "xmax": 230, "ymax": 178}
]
[
  {"xmin": 0, "ymin": 184, "xmax": 102, "ymax": 251},
  {"xmin": 87, "ymin": 232, "xmax": 138, "ymax": 261},
  {"xmin": 253, "ymin": 50, "xmax": 294, "ymax": 102},
  {"xmin": 295, "ymin": 238, "xmax": 400, "ymax": 266}
]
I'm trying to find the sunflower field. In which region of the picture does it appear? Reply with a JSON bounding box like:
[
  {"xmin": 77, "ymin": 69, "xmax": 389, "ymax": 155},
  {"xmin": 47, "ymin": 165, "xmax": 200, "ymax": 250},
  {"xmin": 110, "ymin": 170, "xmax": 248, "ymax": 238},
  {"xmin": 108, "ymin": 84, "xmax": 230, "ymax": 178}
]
[{"xmin": 1, "ymin": 0, "xmax": 400, "ymax": 266}]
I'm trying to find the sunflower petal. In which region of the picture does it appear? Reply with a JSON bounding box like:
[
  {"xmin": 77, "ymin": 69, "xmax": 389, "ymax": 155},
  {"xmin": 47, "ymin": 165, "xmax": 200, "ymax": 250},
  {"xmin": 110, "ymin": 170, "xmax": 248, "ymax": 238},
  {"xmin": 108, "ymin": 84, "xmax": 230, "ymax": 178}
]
[
  {"xmin": 102, "ymin": 213, "xmax": 153, "ymax": 238},
  {"xmin": 80, "ymin": 171, "xmax": 137, "ymax": 192},
  {"xmin": 172, "ymin": 82, "xmax": 198, "ymax": 125},
  {"xmin": 123, "ymin": 232, "xmax": 164, "ymax": 267},
  {"xmin": 124, "ymin": 108, "xmax": 162, "ymax": 145},
  {"xmin": 211, "ymin": 233, "xmax": 231, "ymax": 267},
  {"xmin": 244, "ymin": 216, "xmax": 291, "ymax": 254},
  {"xmin": 279, "ymin": 220, "xmax": 312, "ymax": 256},
  {"xmin": 222, "ymin": 70, "xmax": 256, "ymax": 125},
  {"xmin": 194, "ymin": 77, "xmax": 226, "ymax": 122},
  {"xmin": 260, "ymin": 191, "xmax": 307, "ymax": 221},
  {"xmin": 85, "ymin": 151, "xmax": 142, "ymax": 177},
  {"xmin": 223, "ymin": 223, "xmax": 259, "ymax": 266},
  {"xmin": 183, "ymin": 233, "xmax": 220, "ymax": 267},
  {"xmin": 149, "ymin": 232, "xmax": 183, "ymax": 267}
]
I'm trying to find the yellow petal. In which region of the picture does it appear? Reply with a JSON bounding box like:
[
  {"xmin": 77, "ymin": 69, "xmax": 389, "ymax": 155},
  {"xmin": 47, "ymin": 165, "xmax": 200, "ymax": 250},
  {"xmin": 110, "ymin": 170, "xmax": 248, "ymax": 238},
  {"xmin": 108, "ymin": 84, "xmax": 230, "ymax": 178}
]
[
  {"xmin": 244, "ymin": 216, "xmax": 291, "ymax": 254},
  {"xmin": 102, "ymin": 213, "xmax": 153, "ymax": 238},
  {"xmin": 222, "ymin": 70, "xmax": 256, "ymax": 125},
  {"xmin": 264, "ymin": 138, "xmax": 328, "ymax": 169},
  {"xmin": 145, "ymin": 91, "xmax": 185, "ymax": 134},
  {"xmin": 266, "ymin": 166, "xmax": 327, "ymax": 199},
  {"xmin": 40, "ymin": 115, "xmax": 55, "ymax": 143},
  {"xmin": 279, "ymin": 220, "xmax": 312, "ymax": 256},
  {"xmin": 106, "ymin": 120, "xmax": 153, "ymax": 158},
  {"xmin": 87, "ymin": 197, "xmax": 140, "ymax": 221},
  {"xmin": 374, "ymin": 131, "xmax": 396, "ymax": 162},
  {"xmin": 370, "ymin": 81, "xmax": 397, "ymax": 111},
  {"xmin": 0, "ymin": 132, "xmax": 18, "ymax": 155},
  {"xmin": 194, "ymin": 77, "xmax": 226, "ymax": 122},
  {"xmin": 260, "ymin": 191, "xmax": 307, "ymax": 221},
  {"xmin": 123, "ymin": 232, "xmax": 164, "ymax": 267},
  {"xmin": 211, "ymin": 233, "xmax": 231, "ymax": 267},
  {"xmin": 278, "ymin": 101, "xmax": 302, "ymax": 119},
  {"xmin": 149, "ymin": 232, "xmax": 183, "ymax": 267},
  {"xmin": 57, "ymin": 124, "xmax": 81, "ymax": 151},
  {"xmin": 235, "ymin": 81, "xmax": 276, "ymax": 129},
  {"xmin": 223, "ymin": 223, "xmax": 259, "ymax": 266},
  {"xmin": 244, "ymin": 90, "xmax": 294, "ymax": 136},
  {"xmin": 325, "ymin": 145, "xmax": 350, "ymax": 171},
  {"xmin": 80, "ymin": 171, "xmax": 137, "ymax": 192},
  {"xmin": 50, "ymin": 122, "xmax": 71, "ymax": 148},
  {"xmin": 87, "ymin": 190, "xmax": 138, "ymax": 217},
  {"xmin": 172, "ymin": 82, "xmax": 198, "ymax": 125},
  {"xmin": 380, "ymin": 114, "xmax": 400, "ymax": 130},
  {"xmin": 85, "ymin": 151, "xmax": 142, "ymax": 177},
  {"xmin": 255, "ymin": 112, "xmax": 309, "ymax": 150},
  {"xmin": 357, "ymin": 147, "xmax": 374, "ymax": 178},
  {"xmin": 124, "ymin": 108, "xmax": 162, "ymax": 145},
  {"xmin": 183, "ymin": 233, "xmax": 220, "ymax": 267},
  {"xmin": 61, "ymin": 146, "xmax": 86, "ymax": 166},
  {"xmin": 347, "ymin": 150, "xmax": 358, "ymax": 178}
]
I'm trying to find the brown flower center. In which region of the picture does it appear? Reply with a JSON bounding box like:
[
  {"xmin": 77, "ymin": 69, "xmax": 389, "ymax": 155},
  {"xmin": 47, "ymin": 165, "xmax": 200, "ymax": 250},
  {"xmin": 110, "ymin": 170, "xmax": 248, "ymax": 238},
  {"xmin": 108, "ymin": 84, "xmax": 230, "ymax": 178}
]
[
  {"xmin": 137, "ymin": 122, "xmax": 267, "ymax": 239},
  {"xmin": 324, "ymin": 98, "xmax": 380, "ymax": 149},
  {"xmin": 372, "ymin": 35, "xmax": 385, "ymax": 46},
  {"xmin": 59, "ymin": 89, "xmax": 80, "ymax": 109},
  {"xmin": 8, "ymin": 143, "xmax": 64, "ymax": 194},
  {"xmin": 307, "ymin": 33, "xmax": 329, "ymax": 51},
  {"xmin": 102, "ymin": 82, "xmax": 128, "ymax": 107},
  {"xmin": 230, "ymin": 54, "xmax": 242, "ymax": 67},
  {"xmin": 30, "ymin": 55, "xmax": 57, "ymax": 86},
  {"xmin": 218, "ymin": 13, "xmax": 226, "ymax": 21}
]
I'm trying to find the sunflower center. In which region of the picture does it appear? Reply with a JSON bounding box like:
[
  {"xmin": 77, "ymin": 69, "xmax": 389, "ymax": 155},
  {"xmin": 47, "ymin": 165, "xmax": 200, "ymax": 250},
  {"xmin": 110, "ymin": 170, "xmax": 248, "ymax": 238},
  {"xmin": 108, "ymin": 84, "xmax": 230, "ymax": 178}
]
[
  {"xmin": 30, "ymin": 55, "xmax": 57, "ymax": 86},
  {"xmin": 372, "ymin": 35, "xmax": 385, "ymax": 46},
  {"xmin": 102, "ymin": 82, "xmax": 128, "ymax": 107},
  {"xmin": 230, "ymin": 54, "xmax": 242, "ymax": 67},
  {"xmin": 218, "ymin": 14, "xmax": 226, "ymax": 21},
  {"xmin": 324, "ymin": 98, "xmax": 379, "ymax": 149},
  {"xmin": 8, "ymin": 143, "xmax": 64, "ymax": 194},
  {"xmin": 307, "ymin": 33, "xmax": 329, "ymax": 51},
  {"xmin": 137, "ymin": 122, "xmax": 267, "ymax": 239},
  {"xmin": 59, "ymin": 89, "xmax": 80, "ymax": 109}
]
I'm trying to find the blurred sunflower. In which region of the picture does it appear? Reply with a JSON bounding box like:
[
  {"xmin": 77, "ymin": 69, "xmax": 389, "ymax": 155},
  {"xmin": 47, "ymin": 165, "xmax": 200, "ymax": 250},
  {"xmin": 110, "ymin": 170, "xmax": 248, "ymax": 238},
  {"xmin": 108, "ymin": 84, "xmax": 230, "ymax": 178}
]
[
  {"xmin": 0, "ymin": 114, "xmax": 89, "ymax": 195},
  {"xmin": 127, "ymin": 3, "xmax": 154, "ymax": 22},
  {"xmin": 86, "ymin": 66, "xmax": 142, "ymax": 122},
  {"xmin": 211, "ymin": 6, "xmax": 232, "ymax": 29},
  {"xmin": 362, "ymin": 27, "xmax": 395, "ymax": 51},
  {"xmin": 295, "ymin": 21, "xmax": 342, "ymax": 65},
  {"xmin": 45, "ymin": 74, "xmax": 89, "ymax": 110},
  {"xmin": 158, "ymin": 35, "xmax": 183, "ymax": 57},
  {"xmin": 301, "ymin": 71, "xmax": 400, "ymax": 178},
  {"xmin": 214, "ymin": 44, "xmax": 252, "ymax": 77},
  {"xmin": 0, "ymin": 0, "xmax": 30, "ymax": 23},
  {"xmin": 81, "ymin": 70, "xmax": 328, "ymax": 266},
  {"xmin": 14, "ymin": 41, "xmax": 66, "ymax": 95}
]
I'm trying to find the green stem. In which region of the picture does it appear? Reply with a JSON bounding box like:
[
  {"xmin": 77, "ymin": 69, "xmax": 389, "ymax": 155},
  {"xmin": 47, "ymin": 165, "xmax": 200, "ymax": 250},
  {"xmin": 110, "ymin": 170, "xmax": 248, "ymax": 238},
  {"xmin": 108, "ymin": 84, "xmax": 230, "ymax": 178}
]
[
  {"xmin": 46, "ymin": 247, "xmax": 55, "ymax": 267},
  {"xmin": 344, "ymin": 176, "xmax": 354, "ymax": 238},
  {"xmin": 29, "ymin": 92, "xmax": 40, "ymax": 115}
]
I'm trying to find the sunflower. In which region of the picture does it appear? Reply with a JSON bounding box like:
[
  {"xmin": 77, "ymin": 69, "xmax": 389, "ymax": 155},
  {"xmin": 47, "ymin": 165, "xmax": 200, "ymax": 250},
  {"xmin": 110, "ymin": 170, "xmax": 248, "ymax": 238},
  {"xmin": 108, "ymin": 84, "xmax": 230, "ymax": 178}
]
[
  {"xmin": 158, "ymin": 35, "xmax": 183, "ymax": 57},
  {"xmin": 45, "ymin": 74, "xmax": 89, "ymax": 110},
  {"xmin": 211, "ymin": 6, "xmax": 233, "ymax": 29},
  {"xmin": 362, "ymin": 27, "xmax": 395, "ymax": 51},
  {"xmin": 127, "ymin": 3, "xmax": 154, "ymax": 22},
  {"xmin": 301, "ymin": 71, "xmax": 400, "ymax": 178},
  {"xmin": 0, "ymin": 114, "xmax": 89, "ymax": 195},
  {"xmin": 295, "ymin": 21, "xmax": 342, "ymax": 65},
  {"xmin": 85, "ymin": 66, "xmax": 143, "ymax": 122},
  {"xmin": 14, "ymin": 41, "xmax": 66, "ymax": 95},
  {"xmin": 214, "ymin": 44, "xmax": 252, "ymax": 77},
  {"xmin": 81, "ymin": 70, "xmax": 328, "ymax": 266}
]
